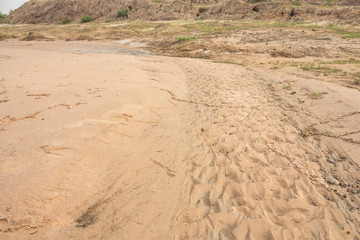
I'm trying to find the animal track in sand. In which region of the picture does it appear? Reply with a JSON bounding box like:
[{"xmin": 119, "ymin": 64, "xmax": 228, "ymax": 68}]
[
  {"xmin": 159, "ymin": 88, "xmax": 244, "ymax": 109},
  {"xmin": 0, "ymin": 111, "xmax": 42, "ymax": 131},
  {"xmin": 40, "ymin": 145, "xmax": 71, "ymax": 155},
  {"xmin": 0, "ymin": 100, "xmax": 89, "ymax": 131},
  {"xmin": 27, "ymin": 93, "xmax": 51, "ymax": 97},
  {"xmin": 301, "ymin": 126, "xmax": 360, "ymax": 145},
  {"xmin": 152, "ymin": 160, "xmax": 176, "ymax": 177},
  {"xmin": 0, "ymin": 55, "xmax": 11, "ymax": 62},
  {"xmin": 1, "ymin": 217, "xmax": 51, "ymax": 233}
]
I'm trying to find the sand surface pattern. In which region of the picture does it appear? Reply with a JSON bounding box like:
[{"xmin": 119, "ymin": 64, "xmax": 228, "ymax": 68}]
[{"xmin": 0, "ymin": 41, "xmax": 359, "ymax": 239}]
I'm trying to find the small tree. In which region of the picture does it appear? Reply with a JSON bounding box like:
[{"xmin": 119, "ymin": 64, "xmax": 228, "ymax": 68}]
[
  {"xmin": 81, "ymin": 16, "xmax": 94, "ymax": 23},
  {"xmin": 0, "ymin": 12, "xmax": 7, "ymax": 19},
  {"xmin": 117, "ymin": 9, "xmax": 128, "ymax": 18}
]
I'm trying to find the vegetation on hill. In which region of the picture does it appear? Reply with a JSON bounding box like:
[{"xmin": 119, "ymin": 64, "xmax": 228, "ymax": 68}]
[{"xmin": 5, "ymin": 0, "xmax": 360, "ymax": 24}]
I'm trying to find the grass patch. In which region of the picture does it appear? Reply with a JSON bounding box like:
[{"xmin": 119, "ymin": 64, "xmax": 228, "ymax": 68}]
[
  {"xmin": 283, "ymin": 85, "xmax": 291, "ymax": 90},
  {"xmin": 291, "ymin": 0, "xmax": 302, "ymax": 6},
  {"xmin": 333, "ymin": 30, "xmax": 360, "ymax": 39},
  {"xmin": 81, "ymin": 16, "xmax": 94, "ymax": 23},
  {"xmin": 352, "ymin": 72, "xmax": 360, "ymax": 78},
  {"xmin": 325, "ymin": 24, "xmax": 360, "ymax": 39},
  {"xmin": 310, "ymin": 92, "xmax": 324, "ymax": 99},
  {"xmin": 176, "ymin": 35, "xmax": 201, "ymax": 41},
  {"xmin": 300, "ymin": 62, "xmax": 341, "ymax": 75},
  {"xmin": 321, "ymin": 58, "xmax": 360, "ymax": 65},
  {"xmin": 326, "ymin": 0, "xmax": 334, "ymax": 6},
  {"xmin": 353, "ymin": 78, "xmax": 360, "ymax": 85},
  {"xmin": 214, "ymin": 60, "xmax": 235, "ymax": 64},
  {"xmin": 61, "ymin": 19, "xmax": 71, "ymax": 24},
  {"xmin": 267, "ymin": 82, "xmax": 273, "ymax": 87}
]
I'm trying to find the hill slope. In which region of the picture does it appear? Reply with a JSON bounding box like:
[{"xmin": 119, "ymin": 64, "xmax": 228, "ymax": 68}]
[{"xmin": 7, "ymin": 0, "xmax": 360, "ymax": 24}]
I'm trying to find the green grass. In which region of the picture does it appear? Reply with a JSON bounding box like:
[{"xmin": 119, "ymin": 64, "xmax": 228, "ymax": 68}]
[
  {"xmin": 0, "ymin": 19, "xmax": 359, "ymax": 46},
  {"xmin": 176, "ymin": 35, "xmax": 201, "ymax": 41},
  {"xmin": 283, "ymin": 85, "xmax": 291, "ymax": 90},
  {"xmin": 267, "ymin": 82, "xmax": 273, "ymax": 87},
  {"xmin": 291, "ymin": 0, "xmax": 302, "ymax": 6},
  {"xmin": 353, "ymin": 78, "xmax": 360, "ymax": 85},
  {"xmin": 320, "ymin": 58, "xmax": 360, "ymax": 65},
  {"xmin": 326, "ymin": 0, "xmax": 334, "ymax": 6},
  {"xmin": 325, "ymin": 24, "xmax": 360, "ymax": 39},
  {"xmin": 310, "ymin": 92, "xmax": 324, "ymax": 99},
  {"xmin": 80, "ymin": 16, "xmax": 94, "ymax": 23},
  {"xmin": 117, "ymin": 9, "xmax": 128, "ymax": 18},
  {"xmin": 333, "ymin": 30, "xmax": 360, "ymax": 39},
  {"xmin": 300, "ymin": 62, "xmax": 341, "ymax": 74},
  {"xmin": 61, "ymin": 19, "xmax": 71, "ymax": 24},
  {"xmin": 214, "ymin": 60, "xmax": 235, "ymax": 64}
]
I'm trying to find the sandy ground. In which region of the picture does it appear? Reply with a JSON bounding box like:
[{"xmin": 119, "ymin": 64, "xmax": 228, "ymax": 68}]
[{"xmin": 0, "ymin": 41, "xmax": 360, "ymax": 239}]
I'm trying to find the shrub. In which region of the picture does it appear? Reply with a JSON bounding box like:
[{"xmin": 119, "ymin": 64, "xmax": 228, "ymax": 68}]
[
  {"xmin": 326, "ymin": 0, "xmax": 334, "ymax": 6},
  {"xmin": 117, "ymin": 9, "xmax": 128, "ymax": 18},
  {"xmin": 0, "ymin": 12, "xmax": 7, "ymax": 19},
  {"xmin": 81, "ymin": 16, "xmax": 94, "ymax": 23},
  {"xmin": 61, "ymin": 18, "xmax": 71, "ymax": 24}
]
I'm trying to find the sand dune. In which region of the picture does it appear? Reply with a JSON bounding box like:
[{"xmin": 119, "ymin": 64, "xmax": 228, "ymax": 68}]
[{"xmin": 0, "ymin": 41, "xmax": 359, "ymax": 239}]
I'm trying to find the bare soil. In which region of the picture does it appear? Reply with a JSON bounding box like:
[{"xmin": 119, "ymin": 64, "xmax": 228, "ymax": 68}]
[{"xmin": 0, "ymin": 20, "xmax": 360, "ymax": 239}]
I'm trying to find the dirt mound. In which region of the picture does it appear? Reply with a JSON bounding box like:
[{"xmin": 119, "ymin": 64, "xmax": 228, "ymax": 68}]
[{"xmin": 6, "ymin": 0, "xmax": 360, "ymax": 23}]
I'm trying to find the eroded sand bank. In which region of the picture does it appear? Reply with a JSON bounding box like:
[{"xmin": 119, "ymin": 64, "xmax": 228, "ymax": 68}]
[{"xmin": 0, "ymin": 41, "xmax": 360, "ymax": 239}]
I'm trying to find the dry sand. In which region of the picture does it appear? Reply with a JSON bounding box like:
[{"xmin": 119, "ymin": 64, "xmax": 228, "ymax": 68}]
[{"xmin": 0, "ymin": 41, "xmax": 360, "ymax": 239}]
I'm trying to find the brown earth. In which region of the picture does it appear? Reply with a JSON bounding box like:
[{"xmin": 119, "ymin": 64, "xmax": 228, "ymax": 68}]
[
  {"xmin": 1, "ymin": 20, "xmax": 360, "ymax": 239},
  {"xmin": 5, "ymin": 0, "xmax": 360, "ymax": 24}
]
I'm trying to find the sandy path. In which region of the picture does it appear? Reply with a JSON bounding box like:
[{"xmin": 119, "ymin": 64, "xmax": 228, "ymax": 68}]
[
  {"xmin": 1, "ymin": 41, "xmax": 360, "ymax": 239},
  {"xmin": 0, "ymin": 41, "xmax": 191, "ymax": 239}
]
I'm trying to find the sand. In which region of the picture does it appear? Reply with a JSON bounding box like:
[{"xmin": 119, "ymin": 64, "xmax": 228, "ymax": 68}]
[{"xmin": 0, "ymin": 41, "xmax": 360, "ymax": 239}]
